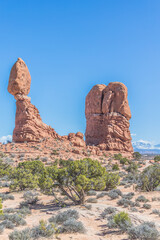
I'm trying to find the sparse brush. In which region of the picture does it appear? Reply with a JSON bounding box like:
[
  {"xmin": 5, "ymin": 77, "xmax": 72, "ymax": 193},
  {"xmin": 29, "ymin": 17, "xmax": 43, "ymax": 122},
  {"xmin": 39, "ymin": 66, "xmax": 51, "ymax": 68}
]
[
  {"xmin": 96, "ymin": 192, "xmax": 108, "ymax": 199},
  {"xmin": 58, "ymin": 218, "xmax": 86, "ymax": 233},
  {"xmin": 101, "ymin": 207, "xmax": 117, "ymax": 219},
  {"xmin": 23, "ymin": 191, "xmax": 39, "ymax": 204},
  {"xmin": 136, "ymin": 195, "xmax": 148, "ymax": 202},
  {"xmin": 86, "ymin": 197, "xmax": 98, "ymax": 203},
  {"xmin": 122, "ymin": 192, "xmax": 134, "ymax": 200},
  {"xmin": 0, "ymin": 193, "xmax": 14, "ymax": 201},
  {"xmin": 143, "ymin": 203, "xmax": 151, "ymax": 209},
  {"xmin": 49, "ymin": 209, "xmax": 79, "ymax": 224},
  {"xmin": 127, "ymin": 222, "xmax": 159, "ymax": 240},
  {"xmin": 87, "ymin": 190, "xmax": 97, "ymax": 196}
]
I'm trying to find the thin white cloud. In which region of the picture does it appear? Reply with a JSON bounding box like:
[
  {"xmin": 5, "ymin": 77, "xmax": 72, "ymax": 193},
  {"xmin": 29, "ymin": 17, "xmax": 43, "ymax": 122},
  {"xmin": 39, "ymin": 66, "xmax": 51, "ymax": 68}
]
[
  {"xmin": 0, "ymin": 135, "xmax": 12, "ymax": 144},
  {"xmin": 131, "ymin": 133, "xmax": 136, "ymax": 137},
  {"xmin": 132, "ymin": 139, "xmax": 160, "ymax": 150}
]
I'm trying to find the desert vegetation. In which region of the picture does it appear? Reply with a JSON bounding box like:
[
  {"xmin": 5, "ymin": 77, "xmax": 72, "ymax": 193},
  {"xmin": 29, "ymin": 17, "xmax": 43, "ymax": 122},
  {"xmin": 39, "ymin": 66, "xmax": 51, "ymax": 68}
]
[{"xmin": 0, "ymin": 148, "xmax": 160, "ymax": 239}]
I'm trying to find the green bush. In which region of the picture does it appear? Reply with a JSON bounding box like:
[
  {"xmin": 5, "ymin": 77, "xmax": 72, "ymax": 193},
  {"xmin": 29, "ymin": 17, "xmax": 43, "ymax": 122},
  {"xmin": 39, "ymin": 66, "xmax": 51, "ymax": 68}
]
[
  {"xmin": 126, "ymin": 162, "xmax": 138, "ymax": 173},
  {"xmin": 154, "ymin": 155, "xmax": 160, "ymax": 162},
  {"xmin": 41, "ymin": 158, "xmax": 117, "ymax": 205},
  {"xmin": 10, "ymin": 169, "xmax": 39, "ymax": 191},
  {"xmin": 112, "ymin": 164, "xmax": 119, "ymax": 171},
  {"xmin": 113, "ymin": 211, "xmax": 131, "ymax": 231},
  {"xmin": 0, "ymin": 198, "xmax": 3, "ymax": 215},
  {"xmin": 105, "ymin": 172, "xmax": 120, "ymax": 190},
  {"xmin": 120, "ymin": 158, "xmax": 129, "ymax": 165},
  {"xmin": 0, "ymin": 159, "xmax": 12, "ymax": 177},
  {"xmin": 137, "ymin": 164, "xmax": 160, "ymax": 191},
  {"xmin": 133, "ymin": 152, "xmax": 142, "ymax": 160},
  {"xmin": 114, "ymin": 154, "xmax": 122, "ymax": 160}
]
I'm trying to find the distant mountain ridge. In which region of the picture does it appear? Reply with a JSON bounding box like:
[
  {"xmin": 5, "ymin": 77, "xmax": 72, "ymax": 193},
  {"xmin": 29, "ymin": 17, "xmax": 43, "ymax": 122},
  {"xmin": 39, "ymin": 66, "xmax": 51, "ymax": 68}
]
[{"xmin": 132, "ymin": 140, "xmax": 160, "ymax": 154}]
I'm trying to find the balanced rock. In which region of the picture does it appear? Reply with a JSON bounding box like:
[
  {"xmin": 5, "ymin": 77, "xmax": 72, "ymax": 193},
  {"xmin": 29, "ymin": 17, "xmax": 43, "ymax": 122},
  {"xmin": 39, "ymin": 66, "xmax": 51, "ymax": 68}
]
[
  {"xmin": 8, "ymin": 58, "xmax": 31, "ymax": 98},
  {"xmin": 85, "ymin": 82, "xmax": 133, "ymax": 152},
  {"xmin": 8, "ymin": 58, "xmax": 58, "ymax": 142}
]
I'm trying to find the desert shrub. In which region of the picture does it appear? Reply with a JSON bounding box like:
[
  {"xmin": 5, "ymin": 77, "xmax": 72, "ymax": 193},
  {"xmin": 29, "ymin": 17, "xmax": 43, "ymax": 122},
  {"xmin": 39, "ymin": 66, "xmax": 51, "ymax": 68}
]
[
  {"xmin": 9, "ymin": 228, "xmax": 31, "ymax": 240},
  {"xmin": 107, "ymin": 191, "xmax": 119, "ymax": 199},
  {"xmin": 136, "ymin": 195, "xmax": 148, "ymax": 202},
  {"xmin": 0, "ymin": 224, "xmax": 4, "ymax": 233},
  {"xmin": 137, "ymin": 164, "xmax": 160, "ymax": 191},
  {"xmin": 0, "ymin": 220, "xmax": 14, "ymax": 229},
  {"xmin": 152, "ymin": 209, "xmax": 160, "ymax": 215},
  {"xmin": 122, "ymin": 192, "xmax": 134, "ymax": 200},
  {"xmin": 49, "ymin": 209, "xmax": 79, "ymax": 224},
  {"xmin": 0, "ymin": 159, "xmax": 12, "ymax": 177},
  {"xmin": 23, "ymin": 191, "xmax": 39, "ymax": 204},
  {"xmin": 126, "ymin": 163, "xmax": 138, "ymax": 174},
  {"xmin": 130, "ymin": 207, "xmax": 138, "ymax": 212},
  {"xmin": 120, "ymin": 158, "xmax": 129, "ymax": 165},
  {"xmin": 128, "ymin": 221, "xmax": 159, "ymax": 240},
  {"xmin": 84, "ymin": 204, "xmax": 92, "ymax": 210},
  {"xmin": 107, "ymin": 189, "xmax": 122, "ymax": 199},
  {"xmin": 122, "ymin": 172, "xmax": 138, "ymax": 184},
  {"xmin": 101, "ymin": 207, "xmax": 117, "ymax": 219},
  {"xmin": 113, "ymin": 212, "xmax": 131, "ymax": 231},
  {"xmin": 9, "ymin": 161, "xmax": 46, "ymax": 191},
  {"xmin": 10, "ymin": 168, "xmax": 39, "ymax": 191},
  {"xmin": 133, "ymin": 152, "xmax": 141, "ymax": 160},
  {"xmin": 112, "ymin": 164, "xmax": 119, "ymax": 171},
  {"xmin": 3, "ymin": 208, "xmax": 15, "ymax": 214},
  {"xmin": 9, "ymin": 220, "xmax": 56, "ymax": 240},
  {"xmin": 0, "ymin": 193, "xmax": 14, "ymax": 201},
  {"xmin": 59, "ymin": 218, "xmax": 86, "ymax": 233},
  {"xmin": 114, "ymin": 154, "xmax": 122, "ymax": 160},
  {"xmin": 117, "ymin": 198, "xmax": 139, "ymax": 208},
  {"xmin": 87, "ymin": 190, "xmax": 97, "ymax": 196},
  {"xmin": 155, "ymin": 186, "xmax": 160, "ymax": 191},
  {"xmin": 96, "ymin": 192, "xmax": 108, "ymax": 199},
  {"xmin": 0, "ymin": 213, "xmax": 26, "ymax": 226},
  {"xmin": 18, "ymin": 207, "xmax": 31, "ymax": 217},
  {"xmin": 31, "ymin": 220, "xmax": 56, "ymax": 238},
  {"xmin": 86, "ymin": 197, "xmax": 98, "ymax": 203},
  {"xmin": 154, "ymin": 155, "xmax": 160, "ymax": 162},
  {"xmin": 41, "ymin": 158, "xmax": 109, "ymax": 204},
  {"xmin": 0, "ymin": 198, "xmax": 2, "ymax": 215},
  {"xmin": 107, "ymin": 211, "xmax": 131, "ymax": 232},
  {"xmin": 105, "ymin": 172, "xmax": 120, "ymax": 190},
  {"xmin": 143, "ymin": 203, "xmax": 151, "ymax": 209},
  {"xmin": 17, "ymin": 161, "xmax": 45, "ymax": 176}
]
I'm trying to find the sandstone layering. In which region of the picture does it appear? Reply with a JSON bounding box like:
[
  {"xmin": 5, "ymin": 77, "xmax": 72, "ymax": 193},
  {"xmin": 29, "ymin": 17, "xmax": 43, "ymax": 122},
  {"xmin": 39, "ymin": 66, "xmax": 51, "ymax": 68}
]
[
  {"xmin": 8, "ymin": 58, "xmax": 58, "ymax": 142},
  {"xmin": 85, "ymin": 82, "xmax": 133, "ymax": 152}
]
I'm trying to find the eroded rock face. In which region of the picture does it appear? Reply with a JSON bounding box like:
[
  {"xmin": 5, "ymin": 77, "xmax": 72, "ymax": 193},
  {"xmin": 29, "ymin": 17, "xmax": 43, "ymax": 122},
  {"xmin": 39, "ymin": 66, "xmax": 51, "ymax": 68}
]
[
  {"xmin": 85, "ymin": 82, "xmax": 133, "ymax": 152},
  {"xmin": 8, "ymin": 58, "xmax": 59, "ymax": 142},
  {"xmin": 13, "ymin": 97, "xmax": 58, "ymax": 142}
]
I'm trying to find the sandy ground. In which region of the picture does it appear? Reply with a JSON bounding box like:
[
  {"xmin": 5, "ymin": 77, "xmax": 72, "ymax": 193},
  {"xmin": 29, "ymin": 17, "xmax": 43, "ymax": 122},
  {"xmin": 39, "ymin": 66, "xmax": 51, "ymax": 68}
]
[{"xmin": 1, "ymin": 183, "xmax": 160, "ymax": 240}]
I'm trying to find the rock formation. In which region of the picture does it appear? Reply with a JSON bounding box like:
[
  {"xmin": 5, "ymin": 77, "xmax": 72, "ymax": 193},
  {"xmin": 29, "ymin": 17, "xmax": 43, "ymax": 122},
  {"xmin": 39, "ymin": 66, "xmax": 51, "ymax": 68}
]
[
  {"xmin": 8, "ymin": 58, "xmax": 58, "ymax": 142},
  {"xmin": 85, "ymin": 82, "xmax": 133, "ymax": 152},
  {"xmin": 68, "ymin": 132, "xmax": 86, "ymax": 147}
]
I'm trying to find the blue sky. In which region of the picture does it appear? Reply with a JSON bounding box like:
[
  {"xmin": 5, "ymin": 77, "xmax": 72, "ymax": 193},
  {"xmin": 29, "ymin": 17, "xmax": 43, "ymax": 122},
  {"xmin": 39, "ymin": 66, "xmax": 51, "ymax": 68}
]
[{"xmin": 0, "ymin": 0, "xmax": 160, "ymax": 147}]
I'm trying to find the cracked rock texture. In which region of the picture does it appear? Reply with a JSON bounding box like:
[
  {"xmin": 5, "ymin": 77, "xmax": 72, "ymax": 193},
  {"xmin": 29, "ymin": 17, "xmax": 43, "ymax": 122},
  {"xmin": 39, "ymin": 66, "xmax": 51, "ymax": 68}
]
[{"xmin": 85, "ymin": 82, "xmax": 133, "ymax": 152}]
